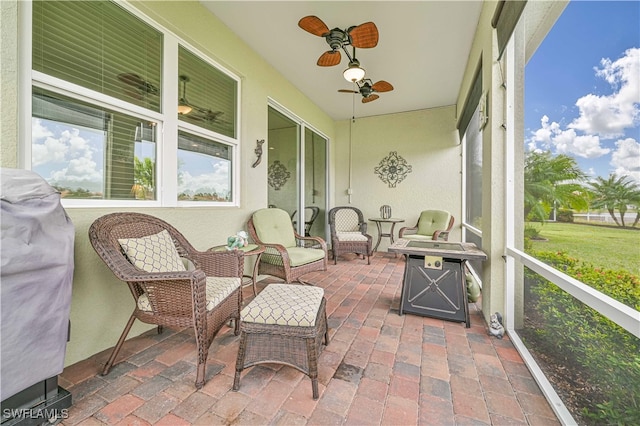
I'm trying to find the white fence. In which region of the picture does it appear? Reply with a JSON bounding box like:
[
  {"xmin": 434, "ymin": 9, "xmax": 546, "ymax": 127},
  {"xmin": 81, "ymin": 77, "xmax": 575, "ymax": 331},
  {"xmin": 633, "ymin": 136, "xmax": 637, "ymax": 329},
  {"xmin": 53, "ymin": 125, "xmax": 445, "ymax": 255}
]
[{"xmin": 573, "ymin": 213, "xmax": 637, "ymax": 224}]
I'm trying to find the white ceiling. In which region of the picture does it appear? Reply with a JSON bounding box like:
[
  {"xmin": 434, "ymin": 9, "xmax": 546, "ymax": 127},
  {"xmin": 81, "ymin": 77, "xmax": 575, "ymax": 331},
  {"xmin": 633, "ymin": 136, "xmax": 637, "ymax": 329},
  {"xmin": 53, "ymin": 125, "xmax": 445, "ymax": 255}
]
[{"xmin": 201, "ymin": 1, "xmax": 483, "ymax": 122}]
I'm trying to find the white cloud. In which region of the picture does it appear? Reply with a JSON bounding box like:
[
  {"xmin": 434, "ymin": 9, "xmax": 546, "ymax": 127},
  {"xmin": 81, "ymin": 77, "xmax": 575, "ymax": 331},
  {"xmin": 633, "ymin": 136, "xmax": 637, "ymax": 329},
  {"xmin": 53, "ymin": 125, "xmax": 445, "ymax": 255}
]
[
  {"xmin": 32, "ymin": 121, "xmax": 104, "ymax": 191},
  {"xmin": 50, "ymin": 157, "xmax": 101, "ymax": 182},
  {"xmin": 568, "ymin": 47, "xmax": 640, "ymax": 138},
  {"xmin": 32, "ymin": 136, "xmax": 69, "ymax": 167},
  {"xmin": 553, "ymin": 129, "xmax": 609, "ymax": 159},
  {"xmin": 178, "ymin": 161, "xmax": 230, "ymax": 196},
  {"xmin": 611, "ymin": 138, "xmax": 640, "ymax": 184},
  {"xmin": 32, "ymin": 118, "xmax": 53, "ymax": 141},
  {"xmin": 529, "ymin": 115, "xmax": 610, "ymax": 158}
]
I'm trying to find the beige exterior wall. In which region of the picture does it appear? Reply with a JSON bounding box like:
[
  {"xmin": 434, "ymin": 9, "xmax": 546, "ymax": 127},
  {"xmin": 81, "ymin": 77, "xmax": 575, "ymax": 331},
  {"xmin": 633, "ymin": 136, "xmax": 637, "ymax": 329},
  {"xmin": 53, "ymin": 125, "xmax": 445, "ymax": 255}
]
[
  {"xmin": 1, "ymin": 1, "xmax": 19, "ymax": 167},
  {"xmin": 333, "ymin": 107, "xmax": 462, "ymax": 250}
]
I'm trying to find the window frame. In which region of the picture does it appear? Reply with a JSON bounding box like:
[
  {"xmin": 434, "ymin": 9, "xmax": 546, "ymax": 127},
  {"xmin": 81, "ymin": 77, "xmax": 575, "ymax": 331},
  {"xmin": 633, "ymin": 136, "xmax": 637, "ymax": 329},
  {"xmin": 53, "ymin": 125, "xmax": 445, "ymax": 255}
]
[
  {"xmin": 460, "ymin": 66, "xmax": 484, "ymax": 279},
  {"xmin": 20, "ymin": 0, "xmax": 241, "ymax": 208},
  {"xmin": 502, "ymin": 6, "xmax": 640, "ymax": 424}
]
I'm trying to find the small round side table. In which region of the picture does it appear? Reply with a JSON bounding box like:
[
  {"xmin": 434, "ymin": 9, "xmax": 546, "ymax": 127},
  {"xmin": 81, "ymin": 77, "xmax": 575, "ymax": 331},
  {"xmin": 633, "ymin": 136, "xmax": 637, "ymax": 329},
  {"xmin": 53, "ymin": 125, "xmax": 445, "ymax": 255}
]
[
  {"xmin": 209, "ymin": 244, "xmax": 265, "ymax": 296},
  {"xmin": 368, "ymin": 217, "xmax": 405, "ymax": 251}
]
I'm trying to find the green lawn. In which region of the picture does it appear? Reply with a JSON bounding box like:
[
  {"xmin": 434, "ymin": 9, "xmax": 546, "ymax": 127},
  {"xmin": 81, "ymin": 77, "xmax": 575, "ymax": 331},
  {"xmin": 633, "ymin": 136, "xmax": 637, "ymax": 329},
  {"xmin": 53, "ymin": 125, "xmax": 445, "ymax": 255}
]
[{"xmin": 527, "ymin": 222, "xmax": 640, "ymax": 276}]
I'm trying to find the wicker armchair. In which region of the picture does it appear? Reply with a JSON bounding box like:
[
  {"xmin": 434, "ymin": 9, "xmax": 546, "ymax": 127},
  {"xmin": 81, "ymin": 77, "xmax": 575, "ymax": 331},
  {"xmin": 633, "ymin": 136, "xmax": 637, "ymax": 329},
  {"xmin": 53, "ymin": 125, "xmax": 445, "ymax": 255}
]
[
  {"xmin": 247, "ymin": 208, "xmax": 327, "ymax": 283},
  {"xmin": 328, "ymin": 206, "xmax": 372, "ymax": 264},
  {"xmin": 88, "ymin": 212, "xmax": 244, "ymax": 389},
  {"xmin": 290, "ymin": 206, "xmax": 320, "ymax": 237},
  {"xmin": 399, "ymin": 209, "xmax": 455, "ymax": 241}
]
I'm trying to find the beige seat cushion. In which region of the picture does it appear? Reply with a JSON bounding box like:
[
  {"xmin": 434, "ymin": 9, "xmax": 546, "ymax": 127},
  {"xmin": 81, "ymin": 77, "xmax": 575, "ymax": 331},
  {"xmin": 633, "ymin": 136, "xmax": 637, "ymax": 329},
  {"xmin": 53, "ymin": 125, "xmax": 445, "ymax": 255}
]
[
  {"xmin": 137, "ymin": 276, "xmax": 240, "ymax": 312},
  {"xmin": 241, "ymin": 283, "xmax": 324, "ymax": 327},
  {"xmin": 336, "ymin": 231, "xmax": 368, "ymax": 242},
  {"xmin": 118, "ymin": 229, "xmax": 186, "ymax": 273},
  {"xmin": 334, "ymin": 209, "xmax": 361, "ymax": 232}
]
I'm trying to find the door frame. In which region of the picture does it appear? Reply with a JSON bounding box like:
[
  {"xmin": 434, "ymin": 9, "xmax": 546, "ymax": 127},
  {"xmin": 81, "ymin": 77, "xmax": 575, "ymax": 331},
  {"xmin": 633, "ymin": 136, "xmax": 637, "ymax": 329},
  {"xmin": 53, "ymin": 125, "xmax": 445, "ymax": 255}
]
[{"xmin": 267, "ymin": 99, "xmax": 330, "ymax": 242}]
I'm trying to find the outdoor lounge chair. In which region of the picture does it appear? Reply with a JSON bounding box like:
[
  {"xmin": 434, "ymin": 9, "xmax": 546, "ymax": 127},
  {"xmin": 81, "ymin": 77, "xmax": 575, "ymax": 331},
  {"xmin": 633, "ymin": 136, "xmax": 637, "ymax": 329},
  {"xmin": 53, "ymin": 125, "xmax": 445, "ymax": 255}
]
[
  {"xmin": 88, "ymin": 212, "xmax": 243, "ymax": 389},
  {"xmin": 247, "ymin": 208, "xmax": 327, "ymax": 283},
  {"xmin": 328, "ymin": 206, "xmax": 372, "ymax": 264},
  {"xmin": 399, "ymin": 209, "xmax": 455, "ymax": 241}
]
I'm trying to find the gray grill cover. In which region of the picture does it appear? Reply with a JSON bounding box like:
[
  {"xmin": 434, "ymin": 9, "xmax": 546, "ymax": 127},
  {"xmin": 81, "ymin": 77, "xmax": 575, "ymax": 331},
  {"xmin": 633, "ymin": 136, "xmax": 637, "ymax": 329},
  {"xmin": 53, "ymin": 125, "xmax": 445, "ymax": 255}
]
[{"xmin": 1, "ymin": 168, "xmax": 74, "ymax": 401}]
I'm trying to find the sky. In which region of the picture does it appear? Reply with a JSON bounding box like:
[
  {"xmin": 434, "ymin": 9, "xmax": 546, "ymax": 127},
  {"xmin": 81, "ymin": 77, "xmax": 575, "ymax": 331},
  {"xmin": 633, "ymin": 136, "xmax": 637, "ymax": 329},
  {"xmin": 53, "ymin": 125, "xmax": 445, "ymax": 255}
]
[
  {"xmin": 32, "ymin": 117, "xmax": 230, "ymax": 197},
  {"xmin": 525, "ymin": 1, "xmax": 640, "ymax": 184}
]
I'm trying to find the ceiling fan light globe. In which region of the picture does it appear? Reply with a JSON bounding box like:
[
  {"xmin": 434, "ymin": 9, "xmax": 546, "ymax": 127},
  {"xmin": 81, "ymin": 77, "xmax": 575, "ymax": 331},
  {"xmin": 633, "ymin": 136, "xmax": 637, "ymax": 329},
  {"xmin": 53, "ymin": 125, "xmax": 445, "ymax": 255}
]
[
  {"xmin": 177, "ymin": 104, "xmax": 192, "ymax": 115},
  {"xmin": 343, "ymin": 65, "xmax": 365, "ymax": 82}
]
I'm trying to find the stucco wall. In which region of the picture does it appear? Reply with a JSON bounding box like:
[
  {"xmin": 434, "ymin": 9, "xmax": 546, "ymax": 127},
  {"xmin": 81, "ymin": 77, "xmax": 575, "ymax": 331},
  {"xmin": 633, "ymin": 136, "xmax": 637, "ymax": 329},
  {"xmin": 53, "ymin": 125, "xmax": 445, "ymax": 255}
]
[
  {"xmin": 1, "ymin": 1, "xmax": 18, "ymax": 167},
  {"xmin": 333, "ymin": 106, "xmax": 462, "ymax": 251}
]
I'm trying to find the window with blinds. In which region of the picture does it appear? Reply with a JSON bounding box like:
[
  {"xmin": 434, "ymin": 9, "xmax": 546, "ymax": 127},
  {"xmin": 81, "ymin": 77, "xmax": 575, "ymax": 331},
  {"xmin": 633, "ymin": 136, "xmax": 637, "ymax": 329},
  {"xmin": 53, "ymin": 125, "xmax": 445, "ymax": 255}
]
[
  {"xmin": 32, "ymin": 0, "xmax": 163, "ymax": 112},
  {"xmin": 178, "ymin": 46, "xmax": 237, "ymax": 138},
  {"xmin": 32, "ymin": 87, "xmax": 157, "ymax": 200},
  {"xmin": 177, "ymin": 131, "xmax": 232, "ymax": 202},
  {"xmin": 29, "ymin": 0, "xmax": 240, "ymax": 206}
]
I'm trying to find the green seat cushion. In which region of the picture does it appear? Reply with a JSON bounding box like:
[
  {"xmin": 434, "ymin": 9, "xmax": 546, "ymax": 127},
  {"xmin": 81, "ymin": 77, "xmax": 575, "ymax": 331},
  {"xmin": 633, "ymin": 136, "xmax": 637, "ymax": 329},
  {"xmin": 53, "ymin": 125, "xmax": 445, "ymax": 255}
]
[
  {"xmin": 417, "ymin": 210, "xmax": 451, "ymax": 236},
  {"xmin": 241, "ymin": 283, "xmax": 324, "ymax": 326},
  {"xmin": 252, "ymin": 208, "xmax": 296, "ymax": 247},
  {"xmin": 262, "ymin": 246, "xmax": 325, "ymax": 267},
  {"xmin": 402, "ymin": 234, "xmax": 433, "ymax": 242}
]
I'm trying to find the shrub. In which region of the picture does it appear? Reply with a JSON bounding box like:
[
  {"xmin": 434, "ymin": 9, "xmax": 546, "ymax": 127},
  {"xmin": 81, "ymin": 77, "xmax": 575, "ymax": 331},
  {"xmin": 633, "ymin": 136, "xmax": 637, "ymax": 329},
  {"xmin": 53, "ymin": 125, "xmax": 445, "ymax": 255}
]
[
  {"xmin": 527, "ymin": 250, "xmax": 640, "ymax": 424},
  {"xmin": 557, "ymin": 209, "xmax": 574, "ymax": 223}
]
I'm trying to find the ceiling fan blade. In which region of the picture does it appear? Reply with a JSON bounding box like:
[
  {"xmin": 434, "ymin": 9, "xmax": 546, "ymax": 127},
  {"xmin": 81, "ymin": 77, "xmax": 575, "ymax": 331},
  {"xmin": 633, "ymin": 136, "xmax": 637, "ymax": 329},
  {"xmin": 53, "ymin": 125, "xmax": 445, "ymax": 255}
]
[
  {"xmin": 118, "ymin": 73, "xmax": 144, "ymax": 86},
  {"xmin": 123, "ymin": 89, "xmax": 143, "ymax": 100},
  {"xmin": 349, "ymin": 22, "xmax": 379, "ymax": 48},
  {"xmin": 317, "ymin": 50, "xmax": 341, "ymax": 66},
  {"xmin": 298, "ymin": 15, "xmax": 330, "ymax": 37},
  {"xmin": 338, "ymin": 89, "xmax": 359, "ymax": 93},
  {"xmin": 118, "ymin": 73, "xmax": 158, "ymax": 95},
  {"xmin": 372, "ymin": 80, "xmax": 394, "ymax": 93},
  {"xmin": 362, "ymin": 94, "xmax": 380, "ymax": 103}
]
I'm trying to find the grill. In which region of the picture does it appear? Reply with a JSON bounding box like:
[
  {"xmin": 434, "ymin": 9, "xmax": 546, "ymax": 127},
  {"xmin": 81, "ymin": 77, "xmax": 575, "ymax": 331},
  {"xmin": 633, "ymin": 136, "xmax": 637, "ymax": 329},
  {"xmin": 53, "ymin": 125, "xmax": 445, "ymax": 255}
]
[{"xmin": 1, "ymin": 169, "xmax": 74, "ymax": 425}]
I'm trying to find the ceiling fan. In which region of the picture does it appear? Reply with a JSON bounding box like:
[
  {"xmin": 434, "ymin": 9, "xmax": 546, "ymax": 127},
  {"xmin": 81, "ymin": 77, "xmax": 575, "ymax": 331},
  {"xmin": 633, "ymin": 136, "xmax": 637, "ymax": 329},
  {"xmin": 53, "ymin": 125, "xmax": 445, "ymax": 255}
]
[
  {"xmin": 298, "ymin": 15, "xmax": 379, "ymax": 67},
  {"xmin": 117, "ymin": 73, "xmax": 159, "ymax": 100},
  {"xmin": 178, "ymin": 75, "xmax": 225, "ymax": 123},
  {"xmin": 339, "ymin": 79, "xmax": 394, "ymax": 103}
]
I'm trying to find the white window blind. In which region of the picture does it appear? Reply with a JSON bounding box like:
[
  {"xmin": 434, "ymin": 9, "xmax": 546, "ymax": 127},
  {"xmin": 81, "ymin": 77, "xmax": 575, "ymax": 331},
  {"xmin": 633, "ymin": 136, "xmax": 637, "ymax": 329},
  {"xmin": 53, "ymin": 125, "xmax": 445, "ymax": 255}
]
[
  {"xmin": 178, "ymin": 46, "xmax": 237, "ymax": 138},
  {"xmin": 32, "ymin": 0, "xmax": 163, "ymax": 112}
]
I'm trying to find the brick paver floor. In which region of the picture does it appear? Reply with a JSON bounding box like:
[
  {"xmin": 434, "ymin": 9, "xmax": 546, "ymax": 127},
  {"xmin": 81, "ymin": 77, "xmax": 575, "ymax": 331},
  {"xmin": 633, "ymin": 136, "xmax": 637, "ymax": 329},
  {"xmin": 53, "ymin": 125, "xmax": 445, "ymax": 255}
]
[{"xmin": 59, "ymin": 252, "xmax": 560, "ymax": 425}]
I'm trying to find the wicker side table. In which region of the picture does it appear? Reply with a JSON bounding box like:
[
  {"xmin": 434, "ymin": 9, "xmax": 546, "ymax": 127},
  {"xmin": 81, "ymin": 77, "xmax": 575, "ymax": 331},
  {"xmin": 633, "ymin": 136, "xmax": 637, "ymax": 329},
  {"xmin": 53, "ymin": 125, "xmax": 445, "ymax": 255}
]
[{"xmin": 233, "ymin": 284, "xmax": 329, "ymax": 399}]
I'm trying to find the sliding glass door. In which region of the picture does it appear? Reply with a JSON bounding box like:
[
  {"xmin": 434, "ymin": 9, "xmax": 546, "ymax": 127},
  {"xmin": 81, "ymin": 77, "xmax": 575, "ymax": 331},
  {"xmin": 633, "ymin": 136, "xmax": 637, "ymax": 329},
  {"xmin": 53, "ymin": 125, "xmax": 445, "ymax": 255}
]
[{"xmin": 267, "ymin": 105, "xmax": 327, "ymax": 241}]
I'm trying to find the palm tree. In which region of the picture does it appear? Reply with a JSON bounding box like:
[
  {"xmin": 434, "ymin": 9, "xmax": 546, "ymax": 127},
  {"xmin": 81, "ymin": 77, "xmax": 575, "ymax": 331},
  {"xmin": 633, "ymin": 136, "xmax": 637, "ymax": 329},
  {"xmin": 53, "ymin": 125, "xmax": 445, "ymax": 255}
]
[
  {"xmin": 132, "ymin": 157, "xmax": 155, "ymax": 199},
  {"xmin": 524, "ymin": 151, "xmax": 588, "ymax": 221},
  {"xmin": 589, "ymin": 174, "xmax": 640, "ymax": 227}
]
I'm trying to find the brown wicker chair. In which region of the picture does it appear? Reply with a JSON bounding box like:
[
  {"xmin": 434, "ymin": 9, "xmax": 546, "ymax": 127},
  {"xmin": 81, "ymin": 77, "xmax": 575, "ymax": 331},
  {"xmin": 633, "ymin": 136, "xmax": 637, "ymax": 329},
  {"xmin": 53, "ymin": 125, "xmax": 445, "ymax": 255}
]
[
  {"xmin": 247, "ymin": 208, "xmax": 327, "ymax": 283},
  {"xmin": 290, "ymin": 206, "xmax": 320, "ymax": 236},
  {"xmin": 88, "ymin": 212, "xmax": 244, "ymax": 389},
  {"xmin": 399, "ymin": 209, "xmax": 455, "ymax": 241},
  {"xmin": 328, "ymin": 206, "xmax": 372, "ymax": 264}
]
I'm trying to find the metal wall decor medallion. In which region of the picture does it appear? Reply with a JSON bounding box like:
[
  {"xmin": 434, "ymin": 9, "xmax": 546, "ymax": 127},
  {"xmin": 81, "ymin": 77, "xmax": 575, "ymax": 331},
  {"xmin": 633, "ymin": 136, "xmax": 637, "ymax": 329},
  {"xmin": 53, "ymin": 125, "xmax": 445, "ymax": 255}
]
[
  {"xmin": 268, "ymin": 160, "xmax": 291, "ymax": 190},
  {"xmin": 374, "ymin": 151, "xmax": 412, "ymax": 188}
]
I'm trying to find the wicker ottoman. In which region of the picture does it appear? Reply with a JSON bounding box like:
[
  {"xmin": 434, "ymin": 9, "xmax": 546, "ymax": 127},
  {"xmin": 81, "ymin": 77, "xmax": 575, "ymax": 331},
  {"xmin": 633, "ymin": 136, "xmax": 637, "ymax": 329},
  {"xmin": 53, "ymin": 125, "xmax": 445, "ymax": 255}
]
[{"xmin": 233, "ymin": 283, "xmax": 329, "ymax": 399}]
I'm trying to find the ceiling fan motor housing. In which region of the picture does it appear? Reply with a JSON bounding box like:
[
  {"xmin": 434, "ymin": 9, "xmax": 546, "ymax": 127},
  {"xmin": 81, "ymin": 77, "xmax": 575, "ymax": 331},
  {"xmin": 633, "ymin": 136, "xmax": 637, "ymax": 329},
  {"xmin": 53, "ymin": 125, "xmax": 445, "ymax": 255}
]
[
  {"xmin": 360, "ymin": 85, "xmax": 372, "ymax": 97},
  {"xmin": 326, "ymin": 28, "xmax": 347, "ymax": 51}
]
